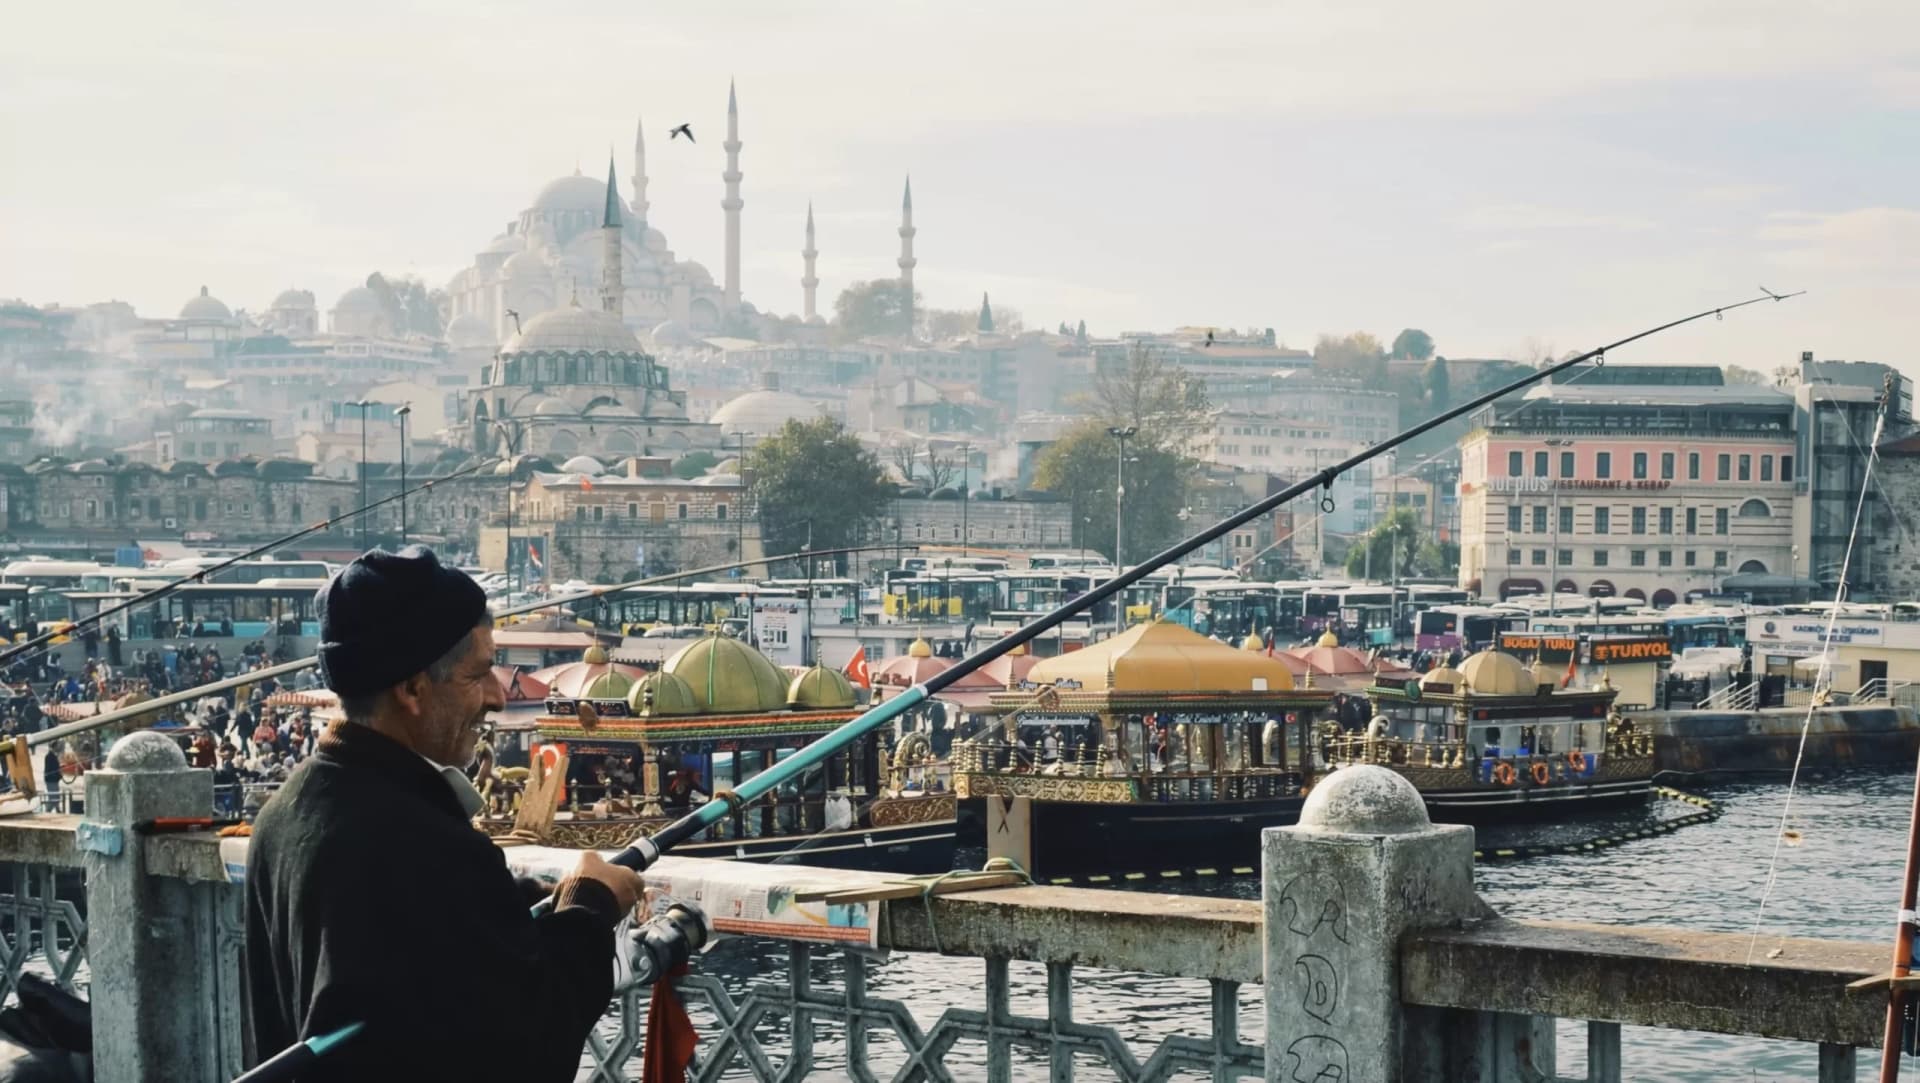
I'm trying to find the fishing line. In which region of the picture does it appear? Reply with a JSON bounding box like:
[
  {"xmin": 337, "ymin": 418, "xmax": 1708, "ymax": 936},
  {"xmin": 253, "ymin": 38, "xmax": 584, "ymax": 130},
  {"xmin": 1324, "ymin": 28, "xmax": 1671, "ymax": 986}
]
[{"xmin": 1744, "ymin": 380, "xmax": 1891, "ymax": 964}]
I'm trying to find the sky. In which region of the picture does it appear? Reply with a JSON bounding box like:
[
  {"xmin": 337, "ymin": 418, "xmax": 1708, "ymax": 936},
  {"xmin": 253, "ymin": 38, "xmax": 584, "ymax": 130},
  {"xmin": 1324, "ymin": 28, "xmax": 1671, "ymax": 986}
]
[{"xmin": 2, "ymin": 1, "xmax": 1917, "ymax": 373}]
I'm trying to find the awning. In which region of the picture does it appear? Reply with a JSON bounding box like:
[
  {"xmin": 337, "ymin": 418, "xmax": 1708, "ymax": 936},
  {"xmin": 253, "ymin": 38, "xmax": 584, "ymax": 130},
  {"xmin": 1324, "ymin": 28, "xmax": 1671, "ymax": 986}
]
[{"xmin": 264, "ymin": 689, "xmax": 339, "ymax": 709}]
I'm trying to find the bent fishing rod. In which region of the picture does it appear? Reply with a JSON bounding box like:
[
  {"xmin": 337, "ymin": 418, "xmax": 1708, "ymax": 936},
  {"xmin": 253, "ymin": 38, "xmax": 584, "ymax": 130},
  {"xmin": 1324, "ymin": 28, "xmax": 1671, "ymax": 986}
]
[
  {"xmin": 0, "ymin": 541, "xmax": 917, "ymax": 760},
  {"xmin": 0, "ymin": 461, "xmax": 489, "ymax": 670},
  {"xmin": 524, "ymin": 289, "xmax": 1801, "ymax": 906}
]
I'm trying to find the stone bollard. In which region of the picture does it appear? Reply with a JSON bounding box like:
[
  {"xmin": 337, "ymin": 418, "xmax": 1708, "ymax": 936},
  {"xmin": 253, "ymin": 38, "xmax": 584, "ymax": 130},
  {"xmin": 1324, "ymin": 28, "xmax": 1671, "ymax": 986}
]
[
  {"xmin": 81, "ymin": 731, "xmax": 219, "ymax": 1083},
  {"xmin": 1262, "ymin": 765, "xmax": 1487, "ymax": 1083}
]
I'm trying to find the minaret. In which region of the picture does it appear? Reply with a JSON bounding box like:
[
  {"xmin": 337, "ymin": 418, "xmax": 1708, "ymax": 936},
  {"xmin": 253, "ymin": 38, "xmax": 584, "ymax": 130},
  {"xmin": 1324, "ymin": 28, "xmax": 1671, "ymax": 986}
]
[
  {"xmin": 897, "ymin": 176, "xmax": 917, "ymax": 337},
  {"xmin": 978, "ymin": 292, "xmax": 993, "ymax": 333},
  {"xmin": 630, "ymin": 115, "xmax": 650, "ymax": 225},
  {"xmin": 600, "ymin": 156, "xmax": 624, "ymax": 319},
  {"xmin": 721, "ymin": 79, "xmax": 744, "ymax": 312},
  {"xmin": 801, "ymin": 202, "xmax": 819, "ymax": 321}
]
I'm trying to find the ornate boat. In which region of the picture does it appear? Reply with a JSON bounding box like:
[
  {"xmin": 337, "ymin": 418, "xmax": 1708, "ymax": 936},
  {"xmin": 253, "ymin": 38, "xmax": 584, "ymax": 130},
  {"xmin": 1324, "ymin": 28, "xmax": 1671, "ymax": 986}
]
[{"xmin": 478, "ymin": 637, "xmax": 956, "ymax": 874}]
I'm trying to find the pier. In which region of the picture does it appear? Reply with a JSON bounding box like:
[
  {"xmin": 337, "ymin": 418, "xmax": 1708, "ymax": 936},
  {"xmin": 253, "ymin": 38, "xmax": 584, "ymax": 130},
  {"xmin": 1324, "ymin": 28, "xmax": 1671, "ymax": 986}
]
[{"xmin": 0, "ymin": 736, "xmax": 1889, "ymax": 1080}]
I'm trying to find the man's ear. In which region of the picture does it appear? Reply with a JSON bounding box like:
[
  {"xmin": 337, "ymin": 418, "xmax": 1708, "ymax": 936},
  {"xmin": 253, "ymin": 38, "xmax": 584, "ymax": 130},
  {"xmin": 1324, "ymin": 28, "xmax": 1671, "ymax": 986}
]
[{"xmin": 389, "ymin": 673, "xmax": 430, "ymax": 719}]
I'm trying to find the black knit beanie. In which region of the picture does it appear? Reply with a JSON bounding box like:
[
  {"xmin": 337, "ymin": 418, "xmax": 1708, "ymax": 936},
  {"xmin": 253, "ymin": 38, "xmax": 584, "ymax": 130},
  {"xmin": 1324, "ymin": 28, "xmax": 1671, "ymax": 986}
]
[{"xmin": 317, "ymin": 545, "xmax": 488, "ymax": 697}]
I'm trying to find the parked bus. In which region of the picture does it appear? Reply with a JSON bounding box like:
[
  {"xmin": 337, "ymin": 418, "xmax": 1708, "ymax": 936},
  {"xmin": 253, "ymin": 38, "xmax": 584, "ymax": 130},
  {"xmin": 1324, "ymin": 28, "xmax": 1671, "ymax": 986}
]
[
  {"xmin": 1298, "ymin": 582, "xmax": 1355, "ymax": 634},
  {"xmin": 1415, "ymin": 605, "xmax": 1529, "ymax": 653},
  {"xmin": 1336, "ymin": 586, "xmax": 1397, "ymax": 645},
  {"xmin": 1189, "ymin": 582, "xmax": 1282, "ymax": 643}
]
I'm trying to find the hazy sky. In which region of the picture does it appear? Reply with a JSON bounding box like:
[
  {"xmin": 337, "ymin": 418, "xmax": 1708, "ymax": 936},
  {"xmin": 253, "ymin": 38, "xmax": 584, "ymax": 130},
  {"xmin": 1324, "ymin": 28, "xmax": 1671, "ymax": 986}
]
[{"xmin": 3, "ymin": 1, "xmax": 1916, "ymax": 373}]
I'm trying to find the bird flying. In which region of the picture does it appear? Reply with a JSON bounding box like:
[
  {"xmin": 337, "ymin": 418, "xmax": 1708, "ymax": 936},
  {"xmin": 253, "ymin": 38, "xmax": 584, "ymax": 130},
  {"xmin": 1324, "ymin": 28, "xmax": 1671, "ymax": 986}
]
[
  {"xmin": 670, "ymin": 123, "xmax": 694, "ymax": 143},
  {"xmin": 504, "ymin": 308, "xmax": 522, "ymax": 334},
  {"xmin": 1204, "ymin": 329, "xmax": 1215, "ymax": 347}
]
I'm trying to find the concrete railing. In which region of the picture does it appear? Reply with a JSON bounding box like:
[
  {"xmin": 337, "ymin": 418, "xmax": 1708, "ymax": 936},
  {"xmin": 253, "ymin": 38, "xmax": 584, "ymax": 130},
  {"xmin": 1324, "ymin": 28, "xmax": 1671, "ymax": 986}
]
[{"xmin": 0, "ymin": 738, "xmax": 1891, "ymax": 1081}]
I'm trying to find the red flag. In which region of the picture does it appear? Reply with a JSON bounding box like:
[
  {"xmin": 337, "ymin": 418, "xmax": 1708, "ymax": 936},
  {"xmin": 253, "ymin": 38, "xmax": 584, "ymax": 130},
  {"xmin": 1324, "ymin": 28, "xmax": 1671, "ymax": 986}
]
[
  {"xmin": 1561, "ymin": 651, "xmax": 1578, "ymax": 689},
  {"xmin": 844, "ymin": 647, "xmax": 871, "ymax": 690},
  {"xmin": 580, "ymin": 477, "xmax": 594, "ymax": 492}
]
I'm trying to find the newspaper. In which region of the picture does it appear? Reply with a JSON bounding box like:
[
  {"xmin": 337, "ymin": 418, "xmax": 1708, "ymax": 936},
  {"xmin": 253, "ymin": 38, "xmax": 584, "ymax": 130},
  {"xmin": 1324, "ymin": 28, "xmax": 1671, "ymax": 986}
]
[{"xmin": 502, "ymin": 845, "xmax": 884, "ymax": 949}]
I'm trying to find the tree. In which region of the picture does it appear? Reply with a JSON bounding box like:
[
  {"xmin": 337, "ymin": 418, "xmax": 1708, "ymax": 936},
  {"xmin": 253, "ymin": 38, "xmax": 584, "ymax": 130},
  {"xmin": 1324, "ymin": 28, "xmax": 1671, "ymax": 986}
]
[
  {"xmin": 1344, "ymin": 507, "xmax": 1423, "ymax": 578},
  {"xmin": 1423, "ymin": 357, "xmax": 1451, "ymax": 412},
  {"xmin": 1390, "ymin": 329, "xmax": 1435, "ymax": 361},
  {"xmin": 1313, "ymin": 332, "xmax": 1387, "ymax": 386},
  {"xmin": 747, "ymin": 417, "xmax": 893, "ymax": 559},
  {"xmin": 364, "ymin": 272, "xmax": 444, "ymax": 337},
  {"xmin": 1725, "ymin": 365, "xmax": 1767, "ymax": 386},
  {"xmin": 925, "ymin": 303, "xmax": 1022, "ymax": 340},
  {"xmin": 671, "ymin": 451, "xmax": 719, "ymax": 479},
  {"xmin": 1084, "ymin": 340, "xmax": 1211, "ymax": 450},
  {"xmin": 1075, "ymin": 319, "xmax": 1087, "ymax": 344},
  {"xmin": 1413, "ymin": 539, "xmax": 1462, "ymax": 579},
  {"xmin": 833, "ymin": 280, "xmax": 920, "ymax": 339},
  {"xmin": 1033, "ymin": 422, "xmax": 1192, "ymax": 564}
]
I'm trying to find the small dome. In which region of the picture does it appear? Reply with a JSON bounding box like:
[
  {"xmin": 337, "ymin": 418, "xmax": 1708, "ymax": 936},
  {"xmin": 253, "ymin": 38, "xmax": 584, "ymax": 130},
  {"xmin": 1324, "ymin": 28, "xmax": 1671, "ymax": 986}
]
[
  {"xmin": 502, "ymin": 250, "xmax": 549, "ymax": 279},
  {"xmin": 787, "ymin": 665, "xmax": 856, "ymax": 709},
  {"xmin": 1459, "ymin": 649, "xmax": 1535, "ymax": 696},
  {"xmin": 270, "ymin": 288, "xmax": 314, "ymax": 310},
  {"xmin": 1316, "ymin": 629, "xmax": 1340, "ymax": 648},
  {"xmin": 333, "ymin": 285, "xmax": 382, "ymax": 315},
  {"xmin": 445, "ymin": 312, "xmax": 495, "ymax": 348},
  {"xmin": 582, "ymin": 669, "xmax": 635, "ymax": 700},
  {"xmin": 583, "ymin": 644, "xmax": 610, "ymax": 665},
  {"xmin": 530, "ymin": 172, "xmax": 608, "ymax": 215},
  {"xmin": 503, "ymin": 305, "xmax": 644, "ymax": 355},
  {"xmin": 661, "ymin": 635, "xmax": 789, "ymax": 714},
  {"xmin": 180, "ymin": 286, "xmax": 232, "ymax": 321},
  {"xmin": 484, "ymin": 231, "xmax": 525, "ymax": 256},
  {"xmin": 532, "ymin": 398, "xmax": 574, "ymax": 417},
  {"xmin": 559, "ymin": 455, "xmax": 605, "ymax": 476},
  {"xmin": 1420, "ymin": 665, "xmax": 1467, "ymax": 691},
  {"xmin": 1009, "ymin": 643, "xmax": 1028, "ymax": 657},
  {"xmin": 1241, "ymin": 633, "xmax": 1265, "ymax": 652},
  {"xmin": 627, "ymin": 671, "xmax": 699, "ymax": 716},
  {"xmin": 907, "ymin": 638, "xmax": 933, "ymax": 659},
  {"xmin": 650, "ymin": 320, "xmax": 695, "ymax": 347},
  {"xmin": 709, "ymin": 389, "xmax": 823, "ymax": 437}
]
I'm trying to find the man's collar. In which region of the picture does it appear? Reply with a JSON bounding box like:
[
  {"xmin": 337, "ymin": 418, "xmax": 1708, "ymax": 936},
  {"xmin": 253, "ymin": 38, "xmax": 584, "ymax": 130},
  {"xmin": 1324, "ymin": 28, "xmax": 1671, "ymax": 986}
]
[{"xmin": 315, "ymin": 721, "xmax": 480, "ymax": 820}]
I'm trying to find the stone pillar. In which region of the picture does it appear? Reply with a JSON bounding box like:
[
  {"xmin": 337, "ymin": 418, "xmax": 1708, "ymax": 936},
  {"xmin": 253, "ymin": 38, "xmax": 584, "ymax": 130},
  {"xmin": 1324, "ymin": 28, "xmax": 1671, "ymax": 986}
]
[
  {"xmin": 82, "ymin": 731, "xmax": 219, "ymax": 1083},
  {"xmin": 1262, "ymin": 765, "xmax": 1488, "ymax": 1083}
]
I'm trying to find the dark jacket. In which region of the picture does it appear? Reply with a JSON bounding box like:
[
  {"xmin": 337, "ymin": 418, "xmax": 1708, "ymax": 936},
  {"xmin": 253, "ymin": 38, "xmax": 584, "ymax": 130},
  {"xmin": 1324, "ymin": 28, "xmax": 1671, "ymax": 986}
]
[{"xmin": 244, "ymin": 722, "xmax": 621, "ymax": 1080}]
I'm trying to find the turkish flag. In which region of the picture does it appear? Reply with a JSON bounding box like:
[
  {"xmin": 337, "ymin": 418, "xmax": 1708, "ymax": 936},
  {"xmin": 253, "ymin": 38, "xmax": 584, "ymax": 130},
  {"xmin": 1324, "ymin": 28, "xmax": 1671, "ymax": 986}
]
[
  {"xmin": 843, "ymin": 647, "xmax": 871, "ymax": 690},
  {"xmin": 536, "ymin": 742, "xmax": 568, "ymax": 805}
]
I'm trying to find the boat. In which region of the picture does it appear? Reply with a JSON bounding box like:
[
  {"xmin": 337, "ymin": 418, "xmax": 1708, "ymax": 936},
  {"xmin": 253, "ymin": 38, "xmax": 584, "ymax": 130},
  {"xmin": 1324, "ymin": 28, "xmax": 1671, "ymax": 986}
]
[
  {"xmin": 476, "ymin": 637, "xmax": 957, "ymax": 874},
  {"xmin": 950, "ymin": 621, "xmax": 1654, "ymax": 877}
]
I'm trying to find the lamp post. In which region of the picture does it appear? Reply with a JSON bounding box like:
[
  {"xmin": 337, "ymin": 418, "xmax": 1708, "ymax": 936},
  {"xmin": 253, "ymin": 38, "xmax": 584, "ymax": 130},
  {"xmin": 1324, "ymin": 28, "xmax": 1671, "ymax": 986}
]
[
  {"xmin": 1107, "ymin": 425, "xmax": 1137, "ymax": 637},
  {"xmin": 396, "ymin": 403, "xmax": 412, "ymax": 546},
  {"xmin": 489, "ymin": 420, "xmax": 526, "ymax": 590},
  {"xmin": 350, "ymin": 400, "xmax": 373, "ymax": 549},
  {"xmin": 735, "ymin": 430, "xmax": 750, "ymax": 567},
  {"xmin": 959, "ymin": 440, "xmax": 971, "ymax": 553}
]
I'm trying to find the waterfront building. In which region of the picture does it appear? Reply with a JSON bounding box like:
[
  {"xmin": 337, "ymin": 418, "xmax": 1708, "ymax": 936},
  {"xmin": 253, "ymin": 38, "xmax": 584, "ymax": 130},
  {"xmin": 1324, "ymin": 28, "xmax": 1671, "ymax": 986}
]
[{"xmin": 1791, "ymin": 354, "xmax": 1914, "ymax": 595}]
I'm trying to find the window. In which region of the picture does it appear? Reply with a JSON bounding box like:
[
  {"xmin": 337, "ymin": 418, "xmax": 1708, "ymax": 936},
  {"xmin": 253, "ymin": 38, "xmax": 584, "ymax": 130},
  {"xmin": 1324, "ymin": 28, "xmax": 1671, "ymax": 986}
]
[
  {"xmin": 84, "ymin": 500, "xmax": 95, "ymax": 519},
  {"xmin": 1507, "ymin": 549, "xmax": 1522, "ymax": 564},
  {"xmin": 148, "ymin": 497, "xmax": 161, "ymax": 519},
  {"xmin": 1714, "ymin": 550, "xmax": 1729, "ymax": 568},
  {"xmin": 1531, "ymin": 549, "xmax": 1547, "ymax": 566},
  {"xmin": 1557, "ymin": 548, "xmax": 1573, "ymax": 565},
  {"xmin": 1686, "ymin": 508, "xmax": 1698, "ymax": 534},
  {"xmin": 1715, "ymin": 508, "xmax": 1729, "ymax": 534},
  {"xmin": 1658, "ymin": 550, "xmax": 1673, "ymax": 567},
  {"xmin": 592, "ymin": 506, "xmax": 604, "ymax": 521},
  {"xmin": 1594, "ymin": 550, "xmax": 1609, "ymax": 567},
  {"xmin": 1739, "ymin": 499, "xmax": 1770, "ymax": 518},
  {"xmin": 1685, "ymin": 550, "xmax": 1697, "ymax": 567},
  {"xmin": 1594, "ymin": 507, "xmax": 1610, "ymax": 534},
  {"xmin": 1660, "ymin": 452, "xmax": 1674, "ymax": 480},
  {"xmin": 1717, "ymin": 454, "xmax": 1731, "ymax": 481},
  {"xmin": 1532, "ymin": 506, "xmax": 1547, "ymax": 533},
  {"xmin": 1632, "ymin": 507, "xmax": 1646, "ymax": 534},
  {"xmin": 1508, "ymin": 506, "xmax": 1522, "ymax": 533},
  {"xmin": 1633, "ymin": 452, "xmax": 1648, "ymax": 480},
  {"xmin": 1534, "ymin": 451, "xmax": 1548, "ymax": 477},
  {"xmin": 677, "ymin": 504, "xmax": 689, "ymax": 520},
  {"xmin": 1688, "ymin": 452, "xmax": 1700, "ymax": 480},
  {"xmin": 193, "ymin": 498, "xmax": 207, "ymax": 521},
  {"xmin": 717, "ymin": 504, "xmax": 728, "ymax": 520},
  {"xmin": 1781, "ymin": 455, "xmax": 1793, "ymax": 482},
  {"xmin": 1559, "ymin": 506, "xmax": 1574, "ymax": 534},
  {"xmin": 1659, "ymin": 507, "xmax": 1673, "ymax": 534},
  {"xmin": 575, "ymin": 506, "xmax": 586, "ymax": 521},
  {"xmin": 1761, "ymin": 456, "xmax": 1774, "ymax": 482},
  {"xmin": 1560, "ymin": 451, "xmax": 1574, "ymax": 477},
  {"xmin": 627, "ymin": 503, "xmax": 638, "ymax": 519},
  {"xmin": 1596, "ymin": 452, "xmax": 1611, "ymax": 479},
  {"xmin": 1508, "ymin": 451, "xmax": 1523, "ymax": 476},
  {"xmin": 1630, "ymin": 549, "xmax": 1646, "ymax": 567},
  {"xmin": 1738, "ymin": 454, "xmax": 1751, "ymax": 482}
]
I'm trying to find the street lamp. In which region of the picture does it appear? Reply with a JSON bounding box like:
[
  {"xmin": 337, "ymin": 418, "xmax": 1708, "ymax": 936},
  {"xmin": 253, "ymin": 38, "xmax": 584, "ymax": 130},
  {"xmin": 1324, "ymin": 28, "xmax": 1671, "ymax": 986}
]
[
  {"xmin": 1107, "ymin": 425, "xmax": 1137, "ymax": 636},
  {"xmin": 958, "ymin": 440, "xmax": 972, "ymax": 553},
  {"xmin": 489, "ymin": 419, "xmax": 526, "ymax": 590},
  {"xmin": 350, "ymin": 400, "xmax": 374, "ymax": 549},
  {"xmin": 396, "ymin": 403, "xmax": 412, "ymax": 546}
]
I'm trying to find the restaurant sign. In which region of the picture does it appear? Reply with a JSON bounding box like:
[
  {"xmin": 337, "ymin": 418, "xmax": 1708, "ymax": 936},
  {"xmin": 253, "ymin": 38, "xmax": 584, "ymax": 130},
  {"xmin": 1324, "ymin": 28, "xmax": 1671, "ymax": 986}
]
[
  {"xmin": 1588, "ymin": 637, "xmax": 1672, "ymax": 664},
  {"xmin": 1498, "ymin": 633, "xmax": 1577, "ymax": 664}
]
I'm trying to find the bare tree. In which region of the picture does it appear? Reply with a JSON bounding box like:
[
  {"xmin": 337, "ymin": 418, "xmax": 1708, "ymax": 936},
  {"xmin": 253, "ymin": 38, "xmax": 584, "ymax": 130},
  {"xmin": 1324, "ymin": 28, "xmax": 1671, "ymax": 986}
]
[
  {"xmin": 888, "ymin": 440, "xmax": 920, "ymax": 484},
  {"xmin": 1080, "ymin": 340, "xmax": 1211, "ymax": 451},
  {"xmin": 923, "ymin": 451, "xmax": 958, "ymax": 492}
]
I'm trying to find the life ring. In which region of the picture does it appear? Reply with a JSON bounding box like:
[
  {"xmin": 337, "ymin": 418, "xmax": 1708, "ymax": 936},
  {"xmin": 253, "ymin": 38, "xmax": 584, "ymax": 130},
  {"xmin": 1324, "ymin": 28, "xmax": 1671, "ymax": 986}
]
[
  {"xmin": 1567, "ymin": 750, "xmax": 1587, "ymax": 774},
  {"xmin": 1530, "ymin": 761, "xmax": 1552, "ymax": 786},
  {"xmin": 1492, "ymin": 761, "xmax": 1518, "ymax": 786}
]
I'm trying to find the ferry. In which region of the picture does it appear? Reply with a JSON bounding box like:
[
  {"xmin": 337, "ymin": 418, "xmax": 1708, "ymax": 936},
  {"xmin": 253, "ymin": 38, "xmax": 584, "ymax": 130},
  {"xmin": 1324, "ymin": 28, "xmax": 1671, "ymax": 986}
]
[{"xmin": 478, "ymin": 639, "xmax": 956, "ymax": 873}]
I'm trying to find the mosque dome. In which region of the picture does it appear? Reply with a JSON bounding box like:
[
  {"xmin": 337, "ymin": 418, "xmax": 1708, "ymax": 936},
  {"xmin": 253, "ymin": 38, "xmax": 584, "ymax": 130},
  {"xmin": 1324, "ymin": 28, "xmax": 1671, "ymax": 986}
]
[
  {"xmin": 503, "ymin": 305, "xmax": 643, "ymax": 355},
  {"xmin": 180, "ymin": 286, "xmax": 232, "ymax": 321},
  {"xmin": 530, "ymin": 172, "xmax": 608, "ymax": 216},
  {"xmin": 484, "ymin": 231, "xmax": 525, "ymax": 256},
  {"xmin": 787, "ymin": 665, "xmax": 857, "ymax": 710},
  {"xmin": 333, "ymin": 286, "xmax": 382, "ymax": 317},
  {"xmin": 710, "ymin": 389, "xmax": 821, "ymax": 436},
  {"xmin": 532, "ymin": 398, "xmax": 574, "ymax": 417},
  {"xmin": 559, "ymin": 455, "xmax": 605, "ymax": 475},
  {"xmin": 1459, "ymin": 650, "xmax": 1534, "ymax": 696},
  {"xmin": 445, "ymin": 312, "xmax": 495, "ymax": 348},
  {"xmin": 661, "ymin": 635, "xmax": 790, "ymax": 714},
  {"xmin": 627, "ymin": 671, "xmax": 700, "ymax": 717},
  {"xmin": 270, "ymin": 288, "xmax": 314, "ymax": 310},
  {"xmin": 650, "ymin": 320, "xmax": 695, "ymax": 347},
  {"xmin": 501, "ymin": 250, "xmax": 549, "ymax": 279}
]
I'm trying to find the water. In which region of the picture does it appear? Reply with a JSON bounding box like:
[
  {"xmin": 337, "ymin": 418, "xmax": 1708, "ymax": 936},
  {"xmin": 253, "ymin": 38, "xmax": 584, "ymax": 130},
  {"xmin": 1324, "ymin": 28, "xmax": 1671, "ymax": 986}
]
[{"xmin": 600, "ymin": 770, "xmax": 1918, "ymax": 1081}]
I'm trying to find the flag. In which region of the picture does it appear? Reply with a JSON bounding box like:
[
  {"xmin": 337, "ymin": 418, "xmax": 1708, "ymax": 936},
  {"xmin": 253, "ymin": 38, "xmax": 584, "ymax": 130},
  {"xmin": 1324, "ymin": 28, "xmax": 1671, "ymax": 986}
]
[
  {"xmin": 526, "ymin": 542, "xmax": 545, "ymax": 574},
  {"xmin": 580, "ymin": 477, "xmax": 593, "ymax": 492},
  {"xmin": 1561, "ymin": 651, "xmax": 1578, "ymax": 689},
  {"xmin": 844, "ymin": 647, "xmax": 871, "ymax": 690}
]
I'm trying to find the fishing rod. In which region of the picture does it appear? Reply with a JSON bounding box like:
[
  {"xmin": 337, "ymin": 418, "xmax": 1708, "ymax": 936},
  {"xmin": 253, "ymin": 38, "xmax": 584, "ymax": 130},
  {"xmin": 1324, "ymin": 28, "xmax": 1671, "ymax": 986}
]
[
  {"xmin": 0, "ymin": 542, "xmax": 916, "ymax": 762},
  {"xmin": 522, "ymin": 290, "xmax": 1800, "ymax": 907},
  {"xmin": 0, "ymin": 461, "xmax": 488, "ymax": 670}
]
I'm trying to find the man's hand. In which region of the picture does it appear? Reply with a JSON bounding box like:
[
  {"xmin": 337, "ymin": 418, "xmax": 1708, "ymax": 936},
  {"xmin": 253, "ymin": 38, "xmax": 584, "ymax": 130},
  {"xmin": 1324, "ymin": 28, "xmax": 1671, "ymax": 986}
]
[{"xmin": 572, "ymin": 851, "xmax": 646, "ymax": 916}]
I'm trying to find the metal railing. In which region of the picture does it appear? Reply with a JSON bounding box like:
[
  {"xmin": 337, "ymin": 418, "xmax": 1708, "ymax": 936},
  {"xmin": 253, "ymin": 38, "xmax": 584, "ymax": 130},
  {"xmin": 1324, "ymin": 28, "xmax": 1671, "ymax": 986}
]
[{"xmin": 1697, "ymin": 680, "xmax": 1757, "ymax": 711}]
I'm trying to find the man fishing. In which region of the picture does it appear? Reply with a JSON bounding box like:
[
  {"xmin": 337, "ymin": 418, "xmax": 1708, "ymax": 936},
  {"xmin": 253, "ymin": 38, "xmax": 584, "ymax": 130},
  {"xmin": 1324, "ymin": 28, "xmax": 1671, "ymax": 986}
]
[{"xmin": 244, "ymin": 546, "xmax": 643, "ymax": 1079}]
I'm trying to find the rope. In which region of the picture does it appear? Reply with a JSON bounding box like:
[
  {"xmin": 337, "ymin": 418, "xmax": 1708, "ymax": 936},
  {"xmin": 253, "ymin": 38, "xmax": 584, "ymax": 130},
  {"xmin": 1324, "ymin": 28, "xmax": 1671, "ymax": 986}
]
[{"xmin": 1744, "ymin": 397, "xmax": 1890, "ymax": 964}]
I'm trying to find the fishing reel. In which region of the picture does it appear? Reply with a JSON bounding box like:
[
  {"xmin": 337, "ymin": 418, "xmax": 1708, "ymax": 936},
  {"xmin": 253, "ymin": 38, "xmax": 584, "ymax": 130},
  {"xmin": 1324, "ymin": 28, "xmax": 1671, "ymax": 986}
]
[{"xmin": 620, "ymin": 900, "xmax": 713, "ymax": 991}]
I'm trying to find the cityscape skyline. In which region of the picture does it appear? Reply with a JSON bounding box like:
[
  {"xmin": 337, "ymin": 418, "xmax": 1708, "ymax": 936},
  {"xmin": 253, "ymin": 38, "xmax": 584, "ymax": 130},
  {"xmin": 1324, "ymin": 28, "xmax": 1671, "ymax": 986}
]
[{"xmin": 3, "ymin": 2, "xmax": 1917, "ymax": 372}]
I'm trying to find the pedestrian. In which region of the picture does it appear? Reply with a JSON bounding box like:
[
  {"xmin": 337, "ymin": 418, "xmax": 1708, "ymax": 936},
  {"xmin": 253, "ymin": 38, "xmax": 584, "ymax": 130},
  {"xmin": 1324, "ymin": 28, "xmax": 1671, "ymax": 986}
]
[
  {"xmin": 105, "ymin": 626, "xmax": 122, "ymax": 667},
  {"xmin": 244, "ymin": 546, "xmax": 641, "ymax": 1079}
]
